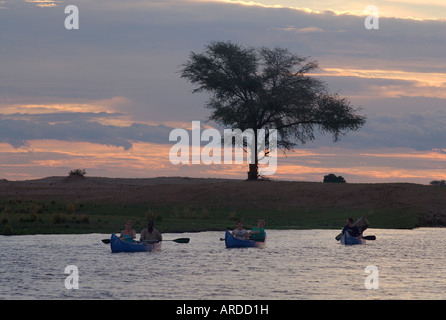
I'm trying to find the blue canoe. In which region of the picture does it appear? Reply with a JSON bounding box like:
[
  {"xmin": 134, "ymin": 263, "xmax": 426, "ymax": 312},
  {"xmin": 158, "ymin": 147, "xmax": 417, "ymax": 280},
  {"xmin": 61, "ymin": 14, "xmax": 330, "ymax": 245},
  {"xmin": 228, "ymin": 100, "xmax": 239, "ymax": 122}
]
[
  {"xmin": 224, "ymin": 230, "xmax": 266, "ymax": 248},
  {"xmin": 110, "ymin": 233, "xmax": 162, "ymax": 253},
  {"xmin": 340, "ymin": 231, "xmax": 366, "ymax": 245}
]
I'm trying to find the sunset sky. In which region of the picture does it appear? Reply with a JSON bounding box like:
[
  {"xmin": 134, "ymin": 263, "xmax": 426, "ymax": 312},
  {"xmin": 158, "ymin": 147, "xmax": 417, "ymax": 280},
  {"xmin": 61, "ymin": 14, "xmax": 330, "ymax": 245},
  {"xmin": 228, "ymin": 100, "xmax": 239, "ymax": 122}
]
[{"xmin": 1, "ymin": 0, "xmax": 445, "ymax": 183}]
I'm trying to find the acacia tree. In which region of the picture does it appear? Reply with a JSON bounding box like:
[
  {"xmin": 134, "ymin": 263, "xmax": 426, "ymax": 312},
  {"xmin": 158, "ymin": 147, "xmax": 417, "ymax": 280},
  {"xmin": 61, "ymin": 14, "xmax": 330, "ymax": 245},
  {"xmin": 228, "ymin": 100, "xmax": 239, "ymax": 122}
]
[{"xmin": 180, "ymin": 41, "xmax": 366, "ymax": 180}]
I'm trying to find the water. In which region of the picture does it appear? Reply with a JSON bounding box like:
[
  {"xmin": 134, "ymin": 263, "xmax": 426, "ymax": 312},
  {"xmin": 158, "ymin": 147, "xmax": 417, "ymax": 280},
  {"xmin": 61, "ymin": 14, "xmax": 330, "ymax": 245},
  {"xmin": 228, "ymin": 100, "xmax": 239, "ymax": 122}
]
[{"xmin": 0, "ymin": 229, "xmax": 445, "ymax": 300}]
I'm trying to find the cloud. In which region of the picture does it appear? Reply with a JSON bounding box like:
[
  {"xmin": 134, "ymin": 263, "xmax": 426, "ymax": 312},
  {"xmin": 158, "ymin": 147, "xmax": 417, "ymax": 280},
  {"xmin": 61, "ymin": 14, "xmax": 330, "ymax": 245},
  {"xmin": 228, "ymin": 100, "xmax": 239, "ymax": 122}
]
[
  {"xmin": 1, "ymin": 0, "xmax": 446, "ymax": 181},
  {"xmin": 278, "ymin": 26, "xmax": 325, "ymax": 33},
  {"xmin": 0, "ymin": 113, "xmax": 177, "ymax": 150},
  {"xmin": 2, "ymin": 1, "xmax": 445, "ymax": 113},
  {"xmin": 25, "ymin": 0, "xmax": 61, "ymax": 7},
  {"xmin": 307, "ymin": 110, "xmax": 446, "ymax": 152},
  {"xmin": 210, "ymin": 0, "xmax": 446, "ymax": 20}
]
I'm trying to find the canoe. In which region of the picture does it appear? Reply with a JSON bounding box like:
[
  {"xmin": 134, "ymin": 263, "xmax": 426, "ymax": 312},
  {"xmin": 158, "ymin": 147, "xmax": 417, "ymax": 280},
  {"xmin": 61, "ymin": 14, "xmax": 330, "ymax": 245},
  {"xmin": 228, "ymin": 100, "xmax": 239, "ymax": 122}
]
[
  {"xmin": 339, "ymin": 231, "xmax": 366, "ymax": 245},
  {"xmin": 110, "ymin": 233, "xmax": 162, "ymax": 253},
  {"xmin": 224, "ymin": 230, "xmax": 266, "ymax": 248}
]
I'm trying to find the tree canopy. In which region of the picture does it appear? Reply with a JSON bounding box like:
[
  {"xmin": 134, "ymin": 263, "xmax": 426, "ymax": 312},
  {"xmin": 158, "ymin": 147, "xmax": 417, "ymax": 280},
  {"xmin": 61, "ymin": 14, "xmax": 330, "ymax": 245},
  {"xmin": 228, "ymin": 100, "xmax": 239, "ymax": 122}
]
[{"xmin": 180, "ymin": 41, "xmax": 366, "ymax": 180}]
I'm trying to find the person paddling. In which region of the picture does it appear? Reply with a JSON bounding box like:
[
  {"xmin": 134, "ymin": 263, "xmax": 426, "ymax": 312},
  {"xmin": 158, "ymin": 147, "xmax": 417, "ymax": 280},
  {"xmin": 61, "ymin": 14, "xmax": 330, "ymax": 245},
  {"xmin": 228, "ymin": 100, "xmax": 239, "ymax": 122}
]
[
  {"xmin": 248, "ymin": 219, "xmax": 266, "ymax": 242},
  {"xmin": 357, "ymin": 216, "xmax": 370, "ymax": 237},
  {"xmin": 336, "ymin": 216, "xmax": 375, "ymax": 241},
  {"xmin": 341, "ymin": 218, "xmax": 361, "ymax": 238},
  {"xmin": 140, "ymin": 220, "xmax": 162, "ymax": 242}
]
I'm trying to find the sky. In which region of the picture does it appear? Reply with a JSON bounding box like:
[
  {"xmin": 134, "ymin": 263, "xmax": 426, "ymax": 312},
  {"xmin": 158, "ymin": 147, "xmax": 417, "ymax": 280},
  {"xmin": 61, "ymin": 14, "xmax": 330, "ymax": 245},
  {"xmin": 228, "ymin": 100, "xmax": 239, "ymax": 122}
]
[{"xmin": 0, "ymin": 0, "xmax": 445, "ymax": 183}]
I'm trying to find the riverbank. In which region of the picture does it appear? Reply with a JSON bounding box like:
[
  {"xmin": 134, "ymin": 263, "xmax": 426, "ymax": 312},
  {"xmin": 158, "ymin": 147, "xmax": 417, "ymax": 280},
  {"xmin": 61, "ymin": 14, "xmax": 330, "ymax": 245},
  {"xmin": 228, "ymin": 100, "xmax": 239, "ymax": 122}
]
[{"xmin": 1, "ymin": 176, "xmax": 445, "ymax": 235}]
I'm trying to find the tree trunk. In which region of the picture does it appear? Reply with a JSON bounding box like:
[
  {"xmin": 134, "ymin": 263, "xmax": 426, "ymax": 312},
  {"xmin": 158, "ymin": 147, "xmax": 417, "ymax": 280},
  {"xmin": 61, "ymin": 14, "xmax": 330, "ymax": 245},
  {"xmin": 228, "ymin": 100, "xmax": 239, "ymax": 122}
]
[
  {"xmin": 247, "ymin": 128, "xmax": 259, "ymax": 180},
  {"xmin": 247, "ymin": 163, "xmax": 258, "ymax": 180}
]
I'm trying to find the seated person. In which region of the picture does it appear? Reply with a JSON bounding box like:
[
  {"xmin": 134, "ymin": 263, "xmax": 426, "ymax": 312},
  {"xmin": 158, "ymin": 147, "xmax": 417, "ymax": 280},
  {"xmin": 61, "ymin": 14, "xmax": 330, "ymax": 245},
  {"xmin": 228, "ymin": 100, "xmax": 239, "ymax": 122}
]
[
  {"xmin": 342, "ymin": 218, "xmax": 360, "ymax": 237},
  {"xmin": 232, "ymin": 221, "xmax": 248, "ymax": 239},
  {"xmin": 357, "ymin": 216, "xmax": 370, "ymax": 236},
  {"xmin": 120, "ymin": 220, "xmax": 136, "ymax": 243},
  {"xmin": 140, "ymin": 221, "xmax": 162, "ymax": 242},
  {"xmin": 249, "ymin": 219, "xmax": 266, "ymax": 242}
]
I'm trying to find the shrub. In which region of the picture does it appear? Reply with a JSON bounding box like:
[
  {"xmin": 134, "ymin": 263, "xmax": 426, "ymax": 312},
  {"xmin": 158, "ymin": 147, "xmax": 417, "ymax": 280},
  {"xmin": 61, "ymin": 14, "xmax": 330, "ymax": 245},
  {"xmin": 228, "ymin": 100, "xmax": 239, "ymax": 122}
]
[
  {"xmin": 71, "ymin": 214, "xmax": 90, "ymax": 224},
  {"xmin": 53, "ymin": 212, "xmax": 66, "ymax": 224},
  {"xmin": 33, "ymin": 203, "xmax": 44, "ymax": 214},
  {"xmin": 229, "ymin": 211, "xmax": 240, "ymax": 221},
  {"xmin": 68, "ymin": 169, "xmax": 86, "ymax": 178},
  {"xmin": 3, "ymin": 225, "xmax": 13, "ymax": 235},
  {"xmin": 19, "ymin": 212, "xmax": 40, "ymax": 223},
  {"xmin": 146, "ymin": 209, "xmax": 162, "ymax": 222},
  {"xmin": 66, "ymin": 203, "xmax": 76, "ymax": 214},
  {"xmin": 430, "ymin": 180, "xmax": 445, "ymax": 187},
  {"xmin": 323, "ymin": 173, "xmax": 346, "ymax": 183}
]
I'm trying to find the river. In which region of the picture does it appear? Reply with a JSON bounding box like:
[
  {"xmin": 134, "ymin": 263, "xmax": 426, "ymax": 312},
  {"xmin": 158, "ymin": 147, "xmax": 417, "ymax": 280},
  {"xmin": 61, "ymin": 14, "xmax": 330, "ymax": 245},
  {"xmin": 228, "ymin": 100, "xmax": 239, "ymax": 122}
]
[{"xmin": 0, "ymin": 228, "xmax": 445, "ymax": 300}]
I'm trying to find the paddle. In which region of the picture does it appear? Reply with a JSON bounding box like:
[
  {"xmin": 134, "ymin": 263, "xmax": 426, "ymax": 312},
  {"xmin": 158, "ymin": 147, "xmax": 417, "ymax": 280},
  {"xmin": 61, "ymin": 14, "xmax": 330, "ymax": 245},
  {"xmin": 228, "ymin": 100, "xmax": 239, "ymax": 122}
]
[
  {"xmin": 101, "ymin": 237, "xmax": 190, "ymax": 244},
  {"xmin": 362, "ymin": 235, "xmax": 376, "ymax": 240},
  {"xmin": 141, "ymin": 238, "xmax": 190, "ymax": 244},
  {"xmin": 335, "ymin": 217, "xmax": 363, "ymax": 241}
]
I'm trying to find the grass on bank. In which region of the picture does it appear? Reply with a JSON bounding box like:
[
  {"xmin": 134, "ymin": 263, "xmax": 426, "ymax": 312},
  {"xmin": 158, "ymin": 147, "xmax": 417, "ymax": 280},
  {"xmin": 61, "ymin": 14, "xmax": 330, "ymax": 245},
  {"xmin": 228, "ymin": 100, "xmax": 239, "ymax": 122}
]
[{"xmin": 0, "ymin": 198, "xmax": 421, "ymax": 235}]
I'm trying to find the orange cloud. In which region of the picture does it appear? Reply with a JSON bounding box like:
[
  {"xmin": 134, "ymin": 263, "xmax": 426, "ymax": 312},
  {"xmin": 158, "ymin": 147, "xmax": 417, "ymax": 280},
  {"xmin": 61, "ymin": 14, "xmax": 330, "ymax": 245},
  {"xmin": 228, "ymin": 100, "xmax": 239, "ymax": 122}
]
[
  {"xmin": 25, "ymin": 0, "xmax": 61, "ymax": 8},
  {"xmin": 321, "ymin": 68, "xmax": 446, "ymax": 87},
  {"xmin": 0, "ymin": 96, "xmax": 130, "ymax": 115},
  {"xmin": 2, "ymin": 139, "xmax": 445, "ymax": 184}
]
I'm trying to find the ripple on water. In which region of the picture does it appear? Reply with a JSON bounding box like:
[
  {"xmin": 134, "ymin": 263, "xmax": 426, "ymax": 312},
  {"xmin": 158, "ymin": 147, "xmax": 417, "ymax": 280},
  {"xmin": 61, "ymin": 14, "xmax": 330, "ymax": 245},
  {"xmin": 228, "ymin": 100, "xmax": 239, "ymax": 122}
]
[{"xmin": 0, "ymin": 229, "xmax": 445, "ymax": 299}]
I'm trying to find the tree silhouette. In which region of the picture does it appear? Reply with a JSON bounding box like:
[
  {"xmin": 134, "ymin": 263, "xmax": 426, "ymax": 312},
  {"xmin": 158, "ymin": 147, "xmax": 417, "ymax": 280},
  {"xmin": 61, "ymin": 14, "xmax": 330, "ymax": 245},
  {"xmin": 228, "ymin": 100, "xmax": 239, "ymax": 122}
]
[
  {"xmin": 323, "ymin": 173, "xmax": 346, "ymax": 183},
  {"xmin": 180, "ymin": 41, "xmax": 366, "ymax": 180}
]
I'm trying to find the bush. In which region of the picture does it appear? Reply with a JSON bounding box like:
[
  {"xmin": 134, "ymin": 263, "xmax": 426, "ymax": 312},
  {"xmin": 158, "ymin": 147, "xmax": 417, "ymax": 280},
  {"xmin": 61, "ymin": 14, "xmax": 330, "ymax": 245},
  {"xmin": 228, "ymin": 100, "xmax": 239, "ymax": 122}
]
[
  {"xmin": 66, "ymin": 203, "xmax": 76, "ymax": 214},
  {"xmin": 71, "ymin": 214, "xmax": 90, "ymax": 224},
  {"xmin": 3, "ymin": 225, "xmax": 13, "ymax": 235},
  {"xmin": 430, "ymin": 180, "xmax": 445, "ymax": 187},
  {"xmin": 146, "ymin": 209, "xmax": 162, "ymax": 222},
  {"xmin": 53, "ymin": 212, "xmax": 67, "ymax": 224},
  {"xmin": 19, "ymin": 212, "xmax": 41, "ymax": 223},
  {"xmin": 323, "ymin": 173, "xmax": 346, "ymax": 183},
  {"xmin": 68, "ymin": 169, "xmax": 86, "ymax": 178}
]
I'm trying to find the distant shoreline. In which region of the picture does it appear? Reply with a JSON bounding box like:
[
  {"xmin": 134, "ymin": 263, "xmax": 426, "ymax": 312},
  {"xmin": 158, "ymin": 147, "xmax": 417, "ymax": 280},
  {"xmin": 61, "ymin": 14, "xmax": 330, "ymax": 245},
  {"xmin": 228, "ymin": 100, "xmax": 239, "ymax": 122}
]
[{"xmin": 1, "ymin": 176, "xmax": 445, "ymax": 235}]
